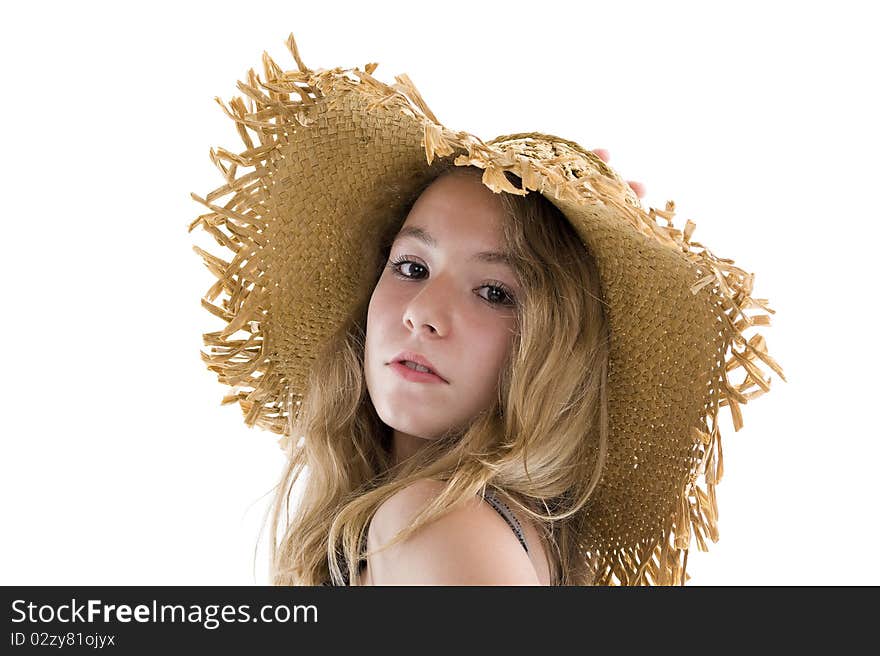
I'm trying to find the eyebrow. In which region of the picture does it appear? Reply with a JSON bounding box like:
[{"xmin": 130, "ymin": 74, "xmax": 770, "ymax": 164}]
[{"xmin": 394, "ymin": 226, "xmax": 514, "ymax": 267}]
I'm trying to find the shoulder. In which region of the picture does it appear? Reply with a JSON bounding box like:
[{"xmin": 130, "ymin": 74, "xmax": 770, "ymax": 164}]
[{"xmin": 367, "ymin": 479, "xmax": 539, "ymax": 585}]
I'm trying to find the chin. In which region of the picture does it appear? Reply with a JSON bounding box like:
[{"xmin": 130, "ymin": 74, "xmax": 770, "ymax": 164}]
[
  {"xmin": 380, "ymin": 407, "xmax": 447, "ymax": 439},
  {"xmin": 382, "ymin": 416, "xmax": 435, "ymax": 440}
]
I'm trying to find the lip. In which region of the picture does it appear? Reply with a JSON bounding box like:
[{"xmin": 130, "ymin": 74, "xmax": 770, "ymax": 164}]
[
  {"xmin": 389, "ymin": 361, "xmax": 448, "ymax": 384},
  {"xmin": 388, "ymin": 351, "xmax": 448, "ymax": 384}
]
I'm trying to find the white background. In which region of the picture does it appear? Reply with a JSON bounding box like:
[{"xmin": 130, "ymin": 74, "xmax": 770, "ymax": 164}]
[{"xmin": 1, "ymin": 0, "xmax": 876, "ymax": 585}]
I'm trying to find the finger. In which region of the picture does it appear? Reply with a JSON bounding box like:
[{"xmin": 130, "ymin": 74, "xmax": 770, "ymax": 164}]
[
  {"xmin": 591, "ymin": 148, "xmax": 610, "ymax": 163},
  {"xmin": 627, "ymin": 180, "xmax": 646, "ymax": 198}
]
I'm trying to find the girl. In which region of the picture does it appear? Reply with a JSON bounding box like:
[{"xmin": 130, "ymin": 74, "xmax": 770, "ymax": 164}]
[
  {"xmin": 274, "ymin": 163, "xmax": 614, "ymax": 586},
  {"xmin": 190, "ymin": 34, "xmax": 783, "ymax": 586}
]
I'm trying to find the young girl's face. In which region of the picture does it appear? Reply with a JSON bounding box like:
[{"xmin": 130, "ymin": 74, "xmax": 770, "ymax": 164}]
[{"xmin": 364, "ymin": 170, "xmax": 521, "ymax": 447}]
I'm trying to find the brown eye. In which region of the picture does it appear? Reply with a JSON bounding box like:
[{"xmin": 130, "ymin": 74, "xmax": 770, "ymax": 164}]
[
  {"xmin": 388, "ymin": 256, "xmax": 516, "ymax": 309},
  {"xmin": 388, "ymin": 256, "xmax": 427, "ymax": 279},
  {"xmin": 477, "ymin": 283, "xmax": 516, "ymax": 308}
]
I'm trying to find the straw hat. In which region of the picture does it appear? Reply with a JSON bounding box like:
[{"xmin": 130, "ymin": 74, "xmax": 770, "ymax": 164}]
[{"xmin": 189, "ymin": 33, "xmax": 785, "ymax": 585}]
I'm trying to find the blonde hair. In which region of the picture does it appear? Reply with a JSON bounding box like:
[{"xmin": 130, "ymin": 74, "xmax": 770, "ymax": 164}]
[{"xmin": 266, "ymin": 164, "xmax": 610, "ymax": 585}]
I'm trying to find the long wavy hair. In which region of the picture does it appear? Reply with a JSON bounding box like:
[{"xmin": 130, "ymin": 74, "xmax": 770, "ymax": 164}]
[{"xmin": 265, "ymin": 163, "xmax": 611, "ymax": 585}]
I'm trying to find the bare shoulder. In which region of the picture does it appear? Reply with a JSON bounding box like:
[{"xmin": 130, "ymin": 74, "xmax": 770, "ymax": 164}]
[{"xmin": 367, "ymin": 479, "xmax": 540, "ymax": 585}]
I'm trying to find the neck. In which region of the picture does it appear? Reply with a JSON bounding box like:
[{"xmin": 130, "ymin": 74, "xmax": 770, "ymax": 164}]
[{"xmin": 391, "ymin": 429, "xmax": 430, "ymax": 467}]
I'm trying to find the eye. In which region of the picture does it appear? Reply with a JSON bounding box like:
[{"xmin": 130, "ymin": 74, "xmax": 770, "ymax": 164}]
[
  {"xmin": 387, "ymin": 256, "xmax": 517, "ymax": 308},
  {"xmin": 388, "ymin": 256, "xmax": 428, "ymax": 280},
  {"xmin": 478, "ymin": 281, "xmax": 517, "ymax": 308}
]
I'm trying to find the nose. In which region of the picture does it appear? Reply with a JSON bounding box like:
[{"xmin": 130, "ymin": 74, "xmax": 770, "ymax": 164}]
[{"xmin": 403, "ymin": 275, "xmax": 451, "ymax": 337}]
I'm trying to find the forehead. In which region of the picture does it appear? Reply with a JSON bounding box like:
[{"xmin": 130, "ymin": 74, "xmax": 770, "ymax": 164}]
[{"xmin": 398, "ymin": 171, "xmax": 507, "ymax": 245}]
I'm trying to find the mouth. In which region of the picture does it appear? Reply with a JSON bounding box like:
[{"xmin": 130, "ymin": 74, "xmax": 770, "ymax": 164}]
[
  {"xmin": 388, "ymin": 352, "xmax": 448, "ymax": 384},
  {"xmin": 389, "ymin": 361, "xmax": 448, "ymax": 384}
]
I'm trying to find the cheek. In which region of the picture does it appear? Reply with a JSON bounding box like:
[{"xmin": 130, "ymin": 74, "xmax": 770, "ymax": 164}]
[
  {"xmin": 466, "ymin": 319, "xmax": 516, "ymax": 383},
  {"xmin": 367, "ymin": 280, "xmax": 394, "ymax": 332},
  {"xmin": 365, "ymin": 280, "xmax": 398, "ymax": 359}
]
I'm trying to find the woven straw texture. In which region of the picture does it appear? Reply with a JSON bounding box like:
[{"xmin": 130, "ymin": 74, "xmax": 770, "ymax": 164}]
[{"xmin": 189, "ymin": 34, "xmax": 785, "ymax": 585}]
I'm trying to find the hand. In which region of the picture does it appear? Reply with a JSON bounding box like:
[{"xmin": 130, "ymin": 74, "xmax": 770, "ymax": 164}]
[{"xmin": 591, "ymin": 148, "xmax": 646, "ymax": 199}]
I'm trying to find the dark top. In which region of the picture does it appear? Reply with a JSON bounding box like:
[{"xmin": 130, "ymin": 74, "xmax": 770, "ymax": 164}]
[{"xmin": 326, "ymin": 488, "xmax": 529, "ymax": 586}]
